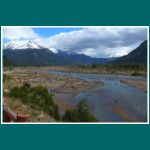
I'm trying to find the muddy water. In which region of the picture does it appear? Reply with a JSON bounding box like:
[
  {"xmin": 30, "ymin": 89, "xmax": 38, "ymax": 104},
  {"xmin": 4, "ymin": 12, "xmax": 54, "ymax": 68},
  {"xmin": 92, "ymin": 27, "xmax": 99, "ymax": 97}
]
[{"xmin": 49, "ymin": 71, "xmax": 147, "ymax": 122}]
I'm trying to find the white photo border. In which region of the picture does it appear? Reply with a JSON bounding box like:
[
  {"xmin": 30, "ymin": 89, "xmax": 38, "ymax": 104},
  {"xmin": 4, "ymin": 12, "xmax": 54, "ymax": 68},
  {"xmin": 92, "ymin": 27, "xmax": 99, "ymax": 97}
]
[{"xmin": 1, "ymin": 26, "xmax": 149, "ymax": 125}]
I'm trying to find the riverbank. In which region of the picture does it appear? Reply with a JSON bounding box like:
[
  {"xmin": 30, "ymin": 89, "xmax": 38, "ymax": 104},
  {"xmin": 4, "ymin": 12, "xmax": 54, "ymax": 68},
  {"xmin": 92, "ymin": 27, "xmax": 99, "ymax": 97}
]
[
  {"xmin": 47, "ymin": 65, "xmax": 147, "ymax": 76},
  {"xmin": 3, "ymin": 67, "xmax": 103, "ymax": 122},
  {"xmin": 112, "ymin": 105, "xmax": 140, "ymax": 122},
  {"xmin": 3, "ymin": 67, "xmax": 99, "ymax": 91},
  {"xmin": 120, "ymin": 79, "xmax": 147, "ymax": 91},
  {"xmin": 3, "ymin": 67, "xmax": 147, "ymax": 122},
  {"xmin": 48, "ymin": 70, "xmax": 147, "ymax": 122}
]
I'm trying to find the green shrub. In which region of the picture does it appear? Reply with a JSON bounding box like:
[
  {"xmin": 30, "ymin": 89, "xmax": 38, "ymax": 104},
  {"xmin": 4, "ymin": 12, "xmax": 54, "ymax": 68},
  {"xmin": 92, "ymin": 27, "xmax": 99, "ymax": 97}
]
[
  {"xmin": 63, "ymin": 99, "xmax": 97, "ymax": 122},
  {"xmin": 53, "ymin": 104, "xmax": 60, "ymax": 120},
  {"xmin": 63, "ymin": 109, "xmax": 80, "ymax": 122},
  {"xmin": 23, "ymin": 82, "xmax": 31, "ymax": 88},
  {"xmin": 9, "ymin": 83, "xmax": 60, "ymax": 120},
  {"xmin": 9, "ymin": 87, "xmax": 20, "ymax": 98},
  {"xmin": 3, "ymin": 74, "xmax": 10, "ymax": 82},
  {"xmin": 131, "ymin": 72, "xmax": 142, "ymax": 76}
]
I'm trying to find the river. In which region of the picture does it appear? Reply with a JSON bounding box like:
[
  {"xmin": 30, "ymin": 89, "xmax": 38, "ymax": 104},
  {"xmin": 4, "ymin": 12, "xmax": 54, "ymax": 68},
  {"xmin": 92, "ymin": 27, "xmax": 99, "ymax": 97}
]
[{"xmin": 49, "ymin": 71, "xmax": 147, "ymax": 122}]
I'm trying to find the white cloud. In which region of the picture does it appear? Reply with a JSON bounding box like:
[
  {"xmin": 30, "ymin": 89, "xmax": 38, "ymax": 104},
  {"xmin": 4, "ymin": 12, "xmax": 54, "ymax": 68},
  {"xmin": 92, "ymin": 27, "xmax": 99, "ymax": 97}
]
[
  {"xmin": 36, "ymin": 27, "xmax": 147, "ymax": 57},
  {"xmin": 3, "ymin": 27, "xmax": 41, "ymax": 40},
  {"xmin": 42, "ymin": 28, "xmax": 146, "ymax": 48},
  {"xmin": 3, "ymin": 27, "xmax": 147, "ymax": 58}
]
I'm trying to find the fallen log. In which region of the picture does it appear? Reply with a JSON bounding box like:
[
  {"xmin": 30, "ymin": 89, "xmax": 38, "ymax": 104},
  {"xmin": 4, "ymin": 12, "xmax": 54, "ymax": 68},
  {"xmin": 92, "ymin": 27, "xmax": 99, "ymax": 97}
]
[{"xmin": 3, "ymin": 105, "xmax": 28, "ymax": 122}]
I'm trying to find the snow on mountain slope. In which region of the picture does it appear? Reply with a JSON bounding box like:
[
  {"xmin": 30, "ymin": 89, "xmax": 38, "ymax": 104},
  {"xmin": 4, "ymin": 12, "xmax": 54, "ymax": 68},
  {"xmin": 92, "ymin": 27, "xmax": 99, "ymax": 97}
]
[
  {"xmin": 4, "ymin": 39, "xmax": 79, "ymax": 55},
  {"xmin": 4, "ymin": 40, "xmax": 46, "ymax": 50},
  {"xmin": 49, "ymin": 48, "xmax": 58, "ymax": 53}
]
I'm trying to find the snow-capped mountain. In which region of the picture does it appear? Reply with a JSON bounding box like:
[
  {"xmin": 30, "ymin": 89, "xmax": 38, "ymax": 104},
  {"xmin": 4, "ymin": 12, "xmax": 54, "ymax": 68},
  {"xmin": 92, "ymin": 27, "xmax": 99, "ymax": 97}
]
[
  {"xmin": 4, "ymin": 40, "xmax": 61, "ymax": 54},
  {"xmin": 4, "ymin": 40, "xmax": 77, "ymax": 55},
  {"xmin": 49, "ymin": 48, "xmax": 58, "ymax": 53},
  {"xmin": 3, "ymin": 39, "xmax": 117, "ymax": 66},
  {"xmin": 4, "ymin": 40, "xmax": 45, "ymax": 50}
]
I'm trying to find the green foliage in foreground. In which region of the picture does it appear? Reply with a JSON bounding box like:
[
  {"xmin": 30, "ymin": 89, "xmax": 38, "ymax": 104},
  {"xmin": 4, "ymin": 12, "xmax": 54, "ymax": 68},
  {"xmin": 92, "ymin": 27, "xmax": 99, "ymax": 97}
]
[
  {"xmin": 9, "ymin": 83, "xmax": 97, "ymax": 122},
  {"xmin": 62, "ymin": 99, "xmax": 97, "ymax": 122},
  {"xmin": 9, "ymin": 83, "xmax": 60, "ymax": 120},
  {"xmin": 3, "ymin": 74, "xmax": 10, "ymax": 82}
]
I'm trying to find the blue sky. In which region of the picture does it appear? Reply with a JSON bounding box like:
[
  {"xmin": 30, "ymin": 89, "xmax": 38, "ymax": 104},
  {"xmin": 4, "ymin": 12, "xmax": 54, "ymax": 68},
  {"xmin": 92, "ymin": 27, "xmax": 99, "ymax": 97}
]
[
  {"xmin": 33, "ymin": 28, "xmax": 82, "ymax": 38},
  {"xmin": 3, "ymin": 27, "xmax": 83, "ymax": 44}
]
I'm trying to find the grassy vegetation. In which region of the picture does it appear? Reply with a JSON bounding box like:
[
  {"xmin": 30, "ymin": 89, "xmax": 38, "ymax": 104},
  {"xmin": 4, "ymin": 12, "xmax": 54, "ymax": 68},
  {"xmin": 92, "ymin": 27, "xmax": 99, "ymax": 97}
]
[
  {"xmin": 131, "ymin": 72, "xmax": 143, "ymax": 76},
  {"xmin": 77, "ymin": 63, "xmax": 146, "ymax": 70},
  {"xmin": 3, "ymin": 74, "xmax": 11, "ymax": 82},
  {"xmin": 74, "ymin": 63, "xmax": 147, "ymax": 76},
  {"xmin": 8, "ymin": 83, "xmax": 97, "ymax": 122},
  {"xmin": 9, "ymin": 82, "xmax": 60, "ymax": 120},
  {"xmin": 62, "ymin": 99, "xmax": 97, "ymax": 122}
]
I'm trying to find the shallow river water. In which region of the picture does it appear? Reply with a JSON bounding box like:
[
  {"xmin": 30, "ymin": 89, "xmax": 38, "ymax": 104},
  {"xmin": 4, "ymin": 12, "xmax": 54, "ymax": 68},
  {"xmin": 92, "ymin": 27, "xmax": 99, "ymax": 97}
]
[{"xmin": 49, "ymin": 71, "xmax": 147, "ymax": 122}]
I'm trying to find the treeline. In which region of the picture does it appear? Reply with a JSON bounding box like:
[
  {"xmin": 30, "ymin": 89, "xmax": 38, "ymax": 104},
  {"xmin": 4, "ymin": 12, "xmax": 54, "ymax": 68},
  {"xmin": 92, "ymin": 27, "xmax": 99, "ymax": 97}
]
[
  {"xmin": 3, "ymin": 56, "xmax": 14, "ymax": 66},
  {"xmin": 8, "ymin": 82, "xmax": 97, "ymax": 122},
  {"xmin": 76, "ymin": 63, "xmax": 147, "ymax": 70}
]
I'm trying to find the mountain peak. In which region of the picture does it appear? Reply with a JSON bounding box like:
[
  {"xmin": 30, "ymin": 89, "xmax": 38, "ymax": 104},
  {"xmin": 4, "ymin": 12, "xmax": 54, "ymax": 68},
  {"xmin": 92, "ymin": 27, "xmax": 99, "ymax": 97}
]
[
  {"xmin": 4, "ymin": 40, "xmax": 45, "ymax": 50},
  {"xmin": 49, "ymin": 48, "xmax": 58, "ymax": 53}
]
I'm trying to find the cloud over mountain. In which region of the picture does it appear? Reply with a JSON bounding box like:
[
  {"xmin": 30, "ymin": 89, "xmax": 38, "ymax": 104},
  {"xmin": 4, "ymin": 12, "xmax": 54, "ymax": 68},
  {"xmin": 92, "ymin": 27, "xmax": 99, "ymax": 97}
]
[
  {"xmin": 3, "ymin": 27, "xmax": 41, "ymax": 40},
  {"xmin": 3, "ymin": 27, "xmax": 147, "ymax": 58}
]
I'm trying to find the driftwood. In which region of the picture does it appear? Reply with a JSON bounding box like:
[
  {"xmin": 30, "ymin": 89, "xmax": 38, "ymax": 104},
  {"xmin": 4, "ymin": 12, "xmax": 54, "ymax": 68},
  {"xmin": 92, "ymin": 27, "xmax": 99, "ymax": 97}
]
[{"xmin": 3, "ymin": 105, "xmax": 28, "ymax": 122}]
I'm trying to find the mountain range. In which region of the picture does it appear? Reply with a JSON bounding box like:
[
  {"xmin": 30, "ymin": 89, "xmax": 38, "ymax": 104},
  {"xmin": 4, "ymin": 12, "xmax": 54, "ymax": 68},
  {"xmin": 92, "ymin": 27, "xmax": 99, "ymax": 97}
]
[
  {"xmin": 3, "ymin": 40, "xmax": 115, "ymax": 66},
  {"xmin": 112, "ymin": 40, "xmax": 147, "ymax": 64},
  {"xmin": 3, "ymin": 40, "xmax": 147, "ymax": 66}
]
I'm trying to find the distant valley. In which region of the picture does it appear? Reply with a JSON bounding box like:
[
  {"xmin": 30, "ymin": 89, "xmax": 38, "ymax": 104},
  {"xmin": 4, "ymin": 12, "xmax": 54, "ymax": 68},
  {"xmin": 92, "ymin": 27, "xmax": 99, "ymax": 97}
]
[{"xmin": 112, "ymin": 40, "xmax": 147, "ymax": 64}]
